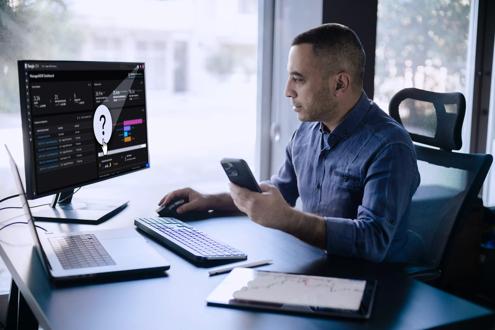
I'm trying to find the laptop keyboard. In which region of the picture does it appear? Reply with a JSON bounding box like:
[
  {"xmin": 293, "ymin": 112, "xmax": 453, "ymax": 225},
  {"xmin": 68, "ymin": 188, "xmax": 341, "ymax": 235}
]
[
  {"xmin": 49, "ymin": 234, "xmax": 116, "ymax": 270},
  {"xmin": 134, "ymin": 217, "xmax": 247, "ymax": 265}
]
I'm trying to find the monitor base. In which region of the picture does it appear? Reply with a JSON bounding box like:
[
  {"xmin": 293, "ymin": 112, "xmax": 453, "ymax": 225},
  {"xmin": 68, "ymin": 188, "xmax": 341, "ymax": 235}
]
[{"xmin": 32, "ymin": 200, "xmax": 129, "ymax": 224}]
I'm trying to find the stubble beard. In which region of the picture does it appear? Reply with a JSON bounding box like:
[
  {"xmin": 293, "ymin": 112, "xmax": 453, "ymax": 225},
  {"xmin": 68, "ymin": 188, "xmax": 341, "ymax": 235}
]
[{"xmin": 300, "ymin": 85, "xmax": 337, "ymax": 123}]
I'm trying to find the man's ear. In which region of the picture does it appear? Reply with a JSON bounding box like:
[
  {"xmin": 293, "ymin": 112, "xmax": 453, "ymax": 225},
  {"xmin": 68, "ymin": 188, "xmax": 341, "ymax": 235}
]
[{"xmin": 334, "ymin": 72, "xmax": 351, "ymax": 95}]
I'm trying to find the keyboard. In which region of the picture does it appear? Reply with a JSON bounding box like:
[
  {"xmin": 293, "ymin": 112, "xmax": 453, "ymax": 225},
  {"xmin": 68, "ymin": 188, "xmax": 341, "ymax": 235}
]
[
  {"xmin": 134, "ymin": 217, "xmax": 247, "ymax": 266},
  {"xmin": 48, "ymin": 234, "xmax": 116, "ymax": 270}
]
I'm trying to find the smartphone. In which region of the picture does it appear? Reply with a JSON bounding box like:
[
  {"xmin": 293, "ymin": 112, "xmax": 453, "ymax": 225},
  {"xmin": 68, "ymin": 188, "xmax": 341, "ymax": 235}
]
[{"xmin": 221, "ymin": 158, "xmax": 262, "ymax": 193}]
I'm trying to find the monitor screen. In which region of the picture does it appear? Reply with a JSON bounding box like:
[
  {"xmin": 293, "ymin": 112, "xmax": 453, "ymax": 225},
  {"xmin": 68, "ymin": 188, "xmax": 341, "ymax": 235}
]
[{"xmin": 18, "ymin": 60, "xmax": 150, "ymax": 199}]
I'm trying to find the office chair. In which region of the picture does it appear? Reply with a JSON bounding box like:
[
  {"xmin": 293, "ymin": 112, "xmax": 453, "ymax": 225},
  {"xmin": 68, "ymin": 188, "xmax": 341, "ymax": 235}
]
[{"xmin": 388, "ymin": 88, "xmax": 493, "ymax": 282}]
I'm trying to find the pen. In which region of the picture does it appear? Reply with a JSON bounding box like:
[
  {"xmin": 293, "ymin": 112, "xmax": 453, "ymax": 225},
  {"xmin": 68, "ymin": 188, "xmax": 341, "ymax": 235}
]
[{"xmin": 208, "ymin": 259, "xmax": 273, "ymax": 276}]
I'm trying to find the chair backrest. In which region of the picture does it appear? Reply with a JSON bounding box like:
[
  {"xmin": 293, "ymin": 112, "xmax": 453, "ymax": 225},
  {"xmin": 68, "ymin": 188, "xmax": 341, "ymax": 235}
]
[{"xmin": 389, "ymin": 88, "xmax": 493, "ymax": 268}]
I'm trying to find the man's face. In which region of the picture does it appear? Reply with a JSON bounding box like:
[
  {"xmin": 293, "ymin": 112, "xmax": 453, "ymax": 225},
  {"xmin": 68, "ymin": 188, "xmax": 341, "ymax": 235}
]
[{"xmin": 285, "ymin": 44, "xmax": 337, "ymax": 123}]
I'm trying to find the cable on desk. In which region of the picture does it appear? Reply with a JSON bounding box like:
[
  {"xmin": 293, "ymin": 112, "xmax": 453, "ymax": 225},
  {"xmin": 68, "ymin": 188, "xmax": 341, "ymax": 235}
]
[
  {"xmin": 0, "ymin": 188, "xmax": 79, "ymax": 209},
  {"xmin": 0, "ymin": 221, "xmax": 47, "ymax": 232},
  {"xmin": 0, "ymin": 203, "xmax": 50, "ymax": 211},
  {"xmin": 0, "ymin": 194, "xmax": 19, "ymax": 204}
]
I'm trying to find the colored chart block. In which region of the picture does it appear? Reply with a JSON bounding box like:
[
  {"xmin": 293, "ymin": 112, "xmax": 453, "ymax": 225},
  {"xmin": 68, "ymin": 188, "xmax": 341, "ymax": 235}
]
[
  {"xmin": 124, "ymin": 132, "xmax": 128, "ymax": 137},
  {"xmin": 123, "ymin": 119, "xmax": 143, "ymax": 126},
  {"xmin": 124, "ymin": 136, "xmax": 132, "ymax": 143},
  {"xmin": 124, "ymin": 126, "xmax": 131, "ymax": 131}
]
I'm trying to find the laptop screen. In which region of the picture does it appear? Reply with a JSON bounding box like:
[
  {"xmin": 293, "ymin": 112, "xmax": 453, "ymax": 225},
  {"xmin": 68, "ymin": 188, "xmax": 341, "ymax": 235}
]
[{"xmin": 5, "ymin": 145, "xmax": 47, "ymax": 263}]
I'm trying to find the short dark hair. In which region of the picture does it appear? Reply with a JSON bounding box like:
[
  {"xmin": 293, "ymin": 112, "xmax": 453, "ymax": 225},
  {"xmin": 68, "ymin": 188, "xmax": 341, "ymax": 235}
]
[{"xmin": 292, "ymin": 23, "xmax": 366, "ymax": 88}]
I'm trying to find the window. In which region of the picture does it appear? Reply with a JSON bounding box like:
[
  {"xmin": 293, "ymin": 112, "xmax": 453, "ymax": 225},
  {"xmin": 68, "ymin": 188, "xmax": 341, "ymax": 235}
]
[
  {"xmin": 374, "ymin": 0, "xmax": 475, "ymax": 153},
  {"xmin": 0, "ymin": 0, "xmax": 258, "ymax": 195},
  {"xmin": 262, "ymin": 0, "xmax": 322, "ymax": 176},
  {"xmin": 374, "ymin": 0, "xmax": 472, "ymax": 110},
  {"xmin": 374, "ymin": 0, "xmax": 495, "ymax": 206}
]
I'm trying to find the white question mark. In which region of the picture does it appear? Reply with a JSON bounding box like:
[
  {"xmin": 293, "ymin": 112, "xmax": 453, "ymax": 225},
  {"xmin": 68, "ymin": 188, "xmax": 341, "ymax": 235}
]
[{"xmin": 93, "ymin": 105, "xmax": 113, "ymax": 155}]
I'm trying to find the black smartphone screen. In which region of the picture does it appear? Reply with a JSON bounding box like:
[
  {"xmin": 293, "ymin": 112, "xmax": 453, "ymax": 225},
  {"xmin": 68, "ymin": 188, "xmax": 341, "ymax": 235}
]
[{"xmin": 221, "ymin": 158, "xmax": 262, "ymax": 193}]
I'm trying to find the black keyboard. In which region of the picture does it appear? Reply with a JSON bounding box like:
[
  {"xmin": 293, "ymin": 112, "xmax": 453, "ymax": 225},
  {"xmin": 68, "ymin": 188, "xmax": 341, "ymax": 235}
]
[
  {"xmin": 134, "ymin": 217, "xmax": 247, "ymax": 266},
  {"xmin": 48, "ymin": 234, "xmax": 116, "ymax": 270}
]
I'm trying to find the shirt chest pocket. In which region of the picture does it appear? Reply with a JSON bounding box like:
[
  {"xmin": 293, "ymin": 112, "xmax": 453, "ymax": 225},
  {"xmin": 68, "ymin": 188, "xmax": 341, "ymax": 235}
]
[
  {"xmin": 317, "ymin": 168, "xmax": 363, "ymax": 218},
  {"xmin": 328, "ymin": 169, "xmax": 362, "ymax": 191}
]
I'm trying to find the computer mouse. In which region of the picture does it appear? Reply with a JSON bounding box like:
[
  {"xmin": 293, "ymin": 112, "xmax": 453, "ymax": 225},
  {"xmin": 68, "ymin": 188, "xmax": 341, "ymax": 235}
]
[
  {"xmin": 156, "ymin": 198, "xmax": 210, "ymax": 221},
  {"xmin": 156, "ymin": 198, "xmax": 186, "ymax": 218}
]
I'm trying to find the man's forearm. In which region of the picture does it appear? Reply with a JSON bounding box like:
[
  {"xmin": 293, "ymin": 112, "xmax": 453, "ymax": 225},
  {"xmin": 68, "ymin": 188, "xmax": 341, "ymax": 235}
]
[
  {"xmin": 282, "ymin": 208, "xmax": 326, "ymax": 249},
  {"xmin": 207, "ymin": 193, "xmax": 243, "ymax": 214}
]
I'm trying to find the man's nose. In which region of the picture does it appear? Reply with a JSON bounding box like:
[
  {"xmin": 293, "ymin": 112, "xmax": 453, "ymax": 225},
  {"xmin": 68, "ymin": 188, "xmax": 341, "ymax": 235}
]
[{"xmin": 285, "ymin": 80, "xmax": 295, "ymax": 98}]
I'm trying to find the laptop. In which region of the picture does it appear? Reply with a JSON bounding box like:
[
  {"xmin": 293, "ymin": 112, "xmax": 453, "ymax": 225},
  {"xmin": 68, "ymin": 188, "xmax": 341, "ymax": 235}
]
[{"xmin": 5, "ymin": 145, "xmax": 170, "ymax": 282}]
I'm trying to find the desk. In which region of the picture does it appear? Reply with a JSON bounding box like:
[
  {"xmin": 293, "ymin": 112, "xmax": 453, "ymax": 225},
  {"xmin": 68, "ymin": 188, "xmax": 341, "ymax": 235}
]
[{"xmin": 0, "ymin": 187, "xmax": 493, "ymax": 330}]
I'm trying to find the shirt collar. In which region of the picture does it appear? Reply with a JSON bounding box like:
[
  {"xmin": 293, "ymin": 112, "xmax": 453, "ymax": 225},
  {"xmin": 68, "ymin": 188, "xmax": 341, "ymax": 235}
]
[{"xmin": 319, "ymin": 92, "xmax": 371, "ymax": 149}]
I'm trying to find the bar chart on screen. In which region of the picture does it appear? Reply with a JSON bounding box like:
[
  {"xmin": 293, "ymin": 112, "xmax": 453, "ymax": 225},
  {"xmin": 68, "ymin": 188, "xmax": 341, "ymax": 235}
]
[{"xmin": 121, "ymin": 118, "xmax": 144, "ymax": 143}]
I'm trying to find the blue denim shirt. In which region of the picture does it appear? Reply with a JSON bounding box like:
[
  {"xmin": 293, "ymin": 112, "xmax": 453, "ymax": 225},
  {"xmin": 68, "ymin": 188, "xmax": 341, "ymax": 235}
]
[{"xmin": 270, "ymin": 93, "xmax": 420, "ymax": 262}]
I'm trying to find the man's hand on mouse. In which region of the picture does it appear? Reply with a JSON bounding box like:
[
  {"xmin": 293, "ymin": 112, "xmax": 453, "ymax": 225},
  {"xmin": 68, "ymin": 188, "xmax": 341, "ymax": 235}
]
[
  {"xmin": 159, "ymin": 188, "xmax": 212, "ymax": 214},
  {"xmin": 158, "ymin": 188, "xmax": 252, "ymax": 215},
  {"xmin": 229, "ymin": 182, "xmax": 292, "ymax": 231}
]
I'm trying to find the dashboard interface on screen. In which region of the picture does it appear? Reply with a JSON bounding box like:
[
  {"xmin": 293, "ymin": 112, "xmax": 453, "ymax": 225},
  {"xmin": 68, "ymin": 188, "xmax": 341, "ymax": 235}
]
[{"xmin": 18, "ymin": 61, "xmax": 149, "ymax": 198}]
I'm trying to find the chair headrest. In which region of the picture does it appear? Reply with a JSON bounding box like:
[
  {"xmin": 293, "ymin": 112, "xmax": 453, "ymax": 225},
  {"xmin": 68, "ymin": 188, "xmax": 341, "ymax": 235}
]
[{"xmin": 389, "ymin": 88, "xmax": 465, "ymax": 151}]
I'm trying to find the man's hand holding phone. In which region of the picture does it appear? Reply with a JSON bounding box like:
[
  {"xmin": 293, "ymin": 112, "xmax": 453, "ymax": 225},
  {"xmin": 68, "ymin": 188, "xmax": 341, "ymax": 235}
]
[{"xmin": 221, "ymin": 158, "xmax": 294, "ymax": 230}]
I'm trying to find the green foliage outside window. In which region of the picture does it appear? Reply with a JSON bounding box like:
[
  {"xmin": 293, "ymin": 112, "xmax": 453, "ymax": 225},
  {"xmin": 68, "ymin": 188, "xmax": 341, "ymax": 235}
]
[
  {"xmin": 375, "ymin": 0, "xmax": 471, "ymax": 104},
  {"xmin": 375, "ymin": 0, "xmax": 471, "ymax": 133}
]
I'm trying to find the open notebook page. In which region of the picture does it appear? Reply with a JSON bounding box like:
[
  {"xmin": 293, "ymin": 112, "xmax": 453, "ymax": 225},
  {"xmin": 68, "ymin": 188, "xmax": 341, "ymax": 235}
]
[{"xmin": 232, "ymin": 271, "xmax": 366, "ymax": 311}]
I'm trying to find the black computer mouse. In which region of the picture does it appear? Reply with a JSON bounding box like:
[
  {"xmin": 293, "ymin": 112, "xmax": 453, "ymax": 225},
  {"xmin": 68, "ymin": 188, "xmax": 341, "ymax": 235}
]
[
  {"xmin": 156, "ymin": 198, "xmax": 210, "ymax": 221},
  {"xmin": 156, "ymin": 198, "xmax": 186, "ymax": 218}
]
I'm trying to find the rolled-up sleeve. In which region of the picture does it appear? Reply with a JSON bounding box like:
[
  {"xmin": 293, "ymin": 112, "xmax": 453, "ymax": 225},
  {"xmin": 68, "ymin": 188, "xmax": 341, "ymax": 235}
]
[{"xmin": 325, "ymin": 142, "xmax": 420, "ymax": 262}]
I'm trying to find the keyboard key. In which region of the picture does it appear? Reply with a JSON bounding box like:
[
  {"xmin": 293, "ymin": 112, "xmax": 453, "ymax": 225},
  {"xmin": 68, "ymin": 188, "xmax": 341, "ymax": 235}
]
[{"xmin": 48, "ymin": 234, "xmax": 116, "ymax": 270}]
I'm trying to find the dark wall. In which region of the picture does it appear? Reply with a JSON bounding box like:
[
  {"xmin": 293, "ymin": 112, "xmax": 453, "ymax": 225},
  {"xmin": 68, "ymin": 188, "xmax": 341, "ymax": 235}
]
[{"xmin": 322, "ymin": 0, "xmax": 378, "ymax": 99}]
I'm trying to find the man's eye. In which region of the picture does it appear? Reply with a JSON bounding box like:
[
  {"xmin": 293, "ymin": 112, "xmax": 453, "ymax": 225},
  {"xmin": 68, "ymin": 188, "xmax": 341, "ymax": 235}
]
[{"xmin": 291, "ymin": 76, "xmax": 303, "ymax": 83}]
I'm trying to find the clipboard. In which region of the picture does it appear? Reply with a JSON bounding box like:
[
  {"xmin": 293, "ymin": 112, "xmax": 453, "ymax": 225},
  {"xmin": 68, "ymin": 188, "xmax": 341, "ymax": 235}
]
[{"xmin": 206, "ymin": 268, "xmax": 376, "ymax": 319}]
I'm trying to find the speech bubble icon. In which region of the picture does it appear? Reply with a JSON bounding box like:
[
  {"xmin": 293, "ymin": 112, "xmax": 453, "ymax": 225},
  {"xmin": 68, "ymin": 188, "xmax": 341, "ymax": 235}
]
[{"xmin": 93, "ymin": 104, "xmax": 113, "ymax": 155}]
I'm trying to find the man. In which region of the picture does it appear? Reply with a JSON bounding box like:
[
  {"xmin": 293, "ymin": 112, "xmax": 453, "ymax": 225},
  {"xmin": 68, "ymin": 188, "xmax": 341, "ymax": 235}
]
[{"xmin": 160, "ymin": 23, "xmax": 420, "ymax": 262}]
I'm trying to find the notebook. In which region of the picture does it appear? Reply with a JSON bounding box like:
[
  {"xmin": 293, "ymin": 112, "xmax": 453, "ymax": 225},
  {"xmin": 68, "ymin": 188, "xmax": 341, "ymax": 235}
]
[{"xmin": 207, "ymin": 268, "xmax": 377, "ymax": 319}]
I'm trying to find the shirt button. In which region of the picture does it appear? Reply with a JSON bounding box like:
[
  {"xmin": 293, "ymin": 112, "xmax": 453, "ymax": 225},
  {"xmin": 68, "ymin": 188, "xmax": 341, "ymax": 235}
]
[{"xmin": 316, "ymin": 183, "xmax": 321, "ymax": 190}]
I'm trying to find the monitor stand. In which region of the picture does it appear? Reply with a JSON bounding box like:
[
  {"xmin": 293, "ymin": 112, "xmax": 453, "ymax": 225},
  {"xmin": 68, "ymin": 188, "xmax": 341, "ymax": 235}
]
[{"xmin": 32, "ymin": 189, "xmax": 129, "ymax": 225}]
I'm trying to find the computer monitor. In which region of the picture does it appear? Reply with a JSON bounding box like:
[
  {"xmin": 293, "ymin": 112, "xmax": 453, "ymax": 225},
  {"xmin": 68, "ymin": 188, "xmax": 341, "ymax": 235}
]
[{"xmin": 18, "ymin": 60, "xmax": 150, "ymax": 224}]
